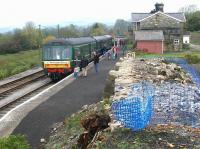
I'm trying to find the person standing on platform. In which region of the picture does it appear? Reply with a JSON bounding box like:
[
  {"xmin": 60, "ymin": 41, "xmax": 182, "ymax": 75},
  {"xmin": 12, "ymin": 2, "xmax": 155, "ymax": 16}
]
[
  {"xmin": 111, "ymin": 46, "xmax": 116, "ymax": 60},
  {"xmin": 93, "ymin": 52, "xmax": 99, "ymax": 73},
  {"xmin": 80, "ymin": 56, "xmax": 88, "ymax": 77},
  {"xmin": 73, "ymin": 56, "xmax": 80, "ymax": 78},
  {"xmin": 107, "ymin": 49, "xmax": 111, "ymax": 60},
  {"xmin": 115, "ymin": 46, "xmax": 119, "ymax": 59}
]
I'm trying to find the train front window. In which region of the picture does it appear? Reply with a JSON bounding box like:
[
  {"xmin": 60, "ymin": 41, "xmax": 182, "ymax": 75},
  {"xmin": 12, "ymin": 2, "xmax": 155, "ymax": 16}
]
[{"xmin": 43, "ymin": 46, "xmax": 71, "ymax": 60}]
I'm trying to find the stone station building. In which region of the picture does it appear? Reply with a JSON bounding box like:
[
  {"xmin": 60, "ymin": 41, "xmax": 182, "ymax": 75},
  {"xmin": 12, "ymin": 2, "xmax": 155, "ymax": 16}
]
[{"xmin": 131, "ymin": 3, "xmax": 186, "ymax": 53}]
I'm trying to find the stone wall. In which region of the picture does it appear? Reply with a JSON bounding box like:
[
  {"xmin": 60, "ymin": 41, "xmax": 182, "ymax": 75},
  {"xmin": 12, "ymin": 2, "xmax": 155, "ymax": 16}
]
[
  {"xmin": 140, "ymin": 14, "xmax": 181, "ymax": 29},
  {"xmin": 133, "ymin": 13, "xmax": 184, "ymax": 50}
]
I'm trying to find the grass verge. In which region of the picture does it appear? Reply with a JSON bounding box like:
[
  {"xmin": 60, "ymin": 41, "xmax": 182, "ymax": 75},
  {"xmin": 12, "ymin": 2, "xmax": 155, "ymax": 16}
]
[
  {"xmin": 0, "ymin": 49, "xmax": 41, "ymax": 80},
  {"xmin": 93, "ymin": 125, "xmax": 200, "ymax": 149},
  {"xmin": 0, "ymin": 135, "xmax": 30, "ymax": 149},
  {"xmin": 135, "ymin": 50, "xmax": 200, "ymax": 61},
  {"xmin": 44, "ymin": 101, "xmax": 108, "ymax": 149},
  {"xmin": 191, "ymin": 31, "xmax": 200, "ymax": 45}
]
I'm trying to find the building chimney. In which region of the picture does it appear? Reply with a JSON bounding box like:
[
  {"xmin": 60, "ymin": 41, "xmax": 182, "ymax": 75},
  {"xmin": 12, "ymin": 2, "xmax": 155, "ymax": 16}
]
[{"xmin": 155, "ymin": 3, "xmax": 164, "ymax": 12}]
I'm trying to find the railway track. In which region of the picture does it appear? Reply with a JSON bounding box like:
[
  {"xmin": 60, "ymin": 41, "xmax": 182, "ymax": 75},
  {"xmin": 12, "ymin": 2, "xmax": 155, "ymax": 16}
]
[{"xmin": 0, "ymin": 70, "xmax": 52, "ymax": 119}]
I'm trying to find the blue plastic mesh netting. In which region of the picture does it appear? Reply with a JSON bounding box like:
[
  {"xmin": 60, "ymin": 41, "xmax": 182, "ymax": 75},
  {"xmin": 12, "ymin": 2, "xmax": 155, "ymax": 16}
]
[
  {"xmin": 111, "ymin": 82, "xmax": 155, "ymax": 131},
  {"xmin": 167, "ymin": 58, "xmax": 200, "ymax": 86}
]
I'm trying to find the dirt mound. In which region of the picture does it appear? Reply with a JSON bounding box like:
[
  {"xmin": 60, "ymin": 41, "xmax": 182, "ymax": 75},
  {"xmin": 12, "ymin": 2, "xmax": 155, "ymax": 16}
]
[{"xmin": 77, "ymin": 113, "xmax": 111, "ymax": 149}]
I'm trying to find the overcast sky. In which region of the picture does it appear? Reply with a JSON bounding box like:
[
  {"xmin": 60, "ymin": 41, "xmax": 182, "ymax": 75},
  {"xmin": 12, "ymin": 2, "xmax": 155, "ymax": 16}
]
[{"xmin": 0, "ymin": 0, "xmax": 199, "ymax": 28}]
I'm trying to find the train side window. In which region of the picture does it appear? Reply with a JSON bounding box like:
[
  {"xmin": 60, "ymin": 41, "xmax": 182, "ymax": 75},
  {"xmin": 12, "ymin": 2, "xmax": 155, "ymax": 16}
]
[
  {"xmin": 43, "ymin": 47, "xmax": 52, "ymax": 60},
  {"xmin": 62, "ymin": 47, "xmax": 71, "ymax": 59},
  {"xmin": 75, "ymin": 48, "xmax": 81, "ymax": 59},
  {"xmin": 52, "ymin": 47, "xmax": 61, "ymax": 60}
]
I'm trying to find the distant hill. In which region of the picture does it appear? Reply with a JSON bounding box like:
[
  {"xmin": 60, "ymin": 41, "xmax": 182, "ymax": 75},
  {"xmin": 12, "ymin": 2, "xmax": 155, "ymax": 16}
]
[
  {"xmin": 0, "ymin": 27, "xmax": 12, "ymax": 33},
  {"xmin": 0, "ymin": 21, "xmax": 114, "ymax": 34},
  {"xmin": 0, "ymin": 27, "xmax": 13, "ymax": 33}
]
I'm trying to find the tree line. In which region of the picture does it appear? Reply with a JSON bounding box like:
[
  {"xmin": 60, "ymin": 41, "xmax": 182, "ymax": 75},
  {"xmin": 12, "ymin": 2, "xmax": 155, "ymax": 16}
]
[
  {"xmin": 179, "ymin": 5, "xmax": 200, "ymax": 31},
  {"xmin": 0, "ymin": 22, "xmax": 41, "ymax": 54},
  {"xmin": 0, "ymin": 19, "xmax": 133, "ymax": 54},
  {"xmin": 0, "ymin": 22, "xmax": 116, "ymax": 54}
]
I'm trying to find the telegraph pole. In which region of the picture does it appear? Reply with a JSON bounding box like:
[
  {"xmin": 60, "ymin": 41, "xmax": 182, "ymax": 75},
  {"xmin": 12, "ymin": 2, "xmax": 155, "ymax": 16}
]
[
  {"xmin": 38, "ymin": 24, "xmax": 42, "ymax": 64},
  {"xmin": 38, "ymin": 24, "xmax": 41, "ymax": 48}
]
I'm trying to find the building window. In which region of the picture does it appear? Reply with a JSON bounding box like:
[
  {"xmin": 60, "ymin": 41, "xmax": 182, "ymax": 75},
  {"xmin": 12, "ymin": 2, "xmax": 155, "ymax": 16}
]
[{"xmin": 174, "ymin": 39, "xmax": 179, "ymax": 45}]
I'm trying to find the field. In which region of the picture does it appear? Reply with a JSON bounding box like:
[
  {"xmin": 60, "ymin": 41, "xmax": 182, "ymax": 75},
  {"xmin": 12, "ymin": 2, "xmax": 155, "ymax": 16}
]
[
  {"xmin": 135, "ymin": 50, "xmax": 200, "ymax": 59},
  {"xmin": 191, "ymin": 31, "xmax": 200, "ymax": 45},
  {"xmin": 0, "ymin": 49, "xmax": 42, "ymax": 80}
]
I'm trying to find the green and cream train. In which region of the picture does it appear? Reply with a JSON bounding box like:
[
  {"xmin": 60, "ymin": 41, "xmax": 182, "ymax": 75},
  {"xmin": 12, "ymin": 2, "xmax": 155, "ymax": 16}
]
[{"xmin": 42, "ymin": 35, "xmax": 112, "ymax": 81}]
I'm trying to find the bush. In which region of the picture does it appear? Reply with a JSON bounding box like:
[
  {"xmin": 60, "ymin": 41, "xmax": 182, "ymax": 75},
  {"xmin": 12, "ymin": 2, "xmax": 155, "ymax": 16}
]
[
  {"xmin": 0, "ymin": 39, "xmax": 21, "ymax": 54},
  {"xmin": 183, "ymin": 44, "xmax": 190, "ymax": 50},
  {"xmin": 0, "ymin": 135, "xmax": 30, "ymax": 149},
  {"xmin": 184, "ymin": 54, "xmax": 200, "ymax": 64},
  {"xmin": 0, "ymin": 70, "xmax": 8, "ymax": 80}
]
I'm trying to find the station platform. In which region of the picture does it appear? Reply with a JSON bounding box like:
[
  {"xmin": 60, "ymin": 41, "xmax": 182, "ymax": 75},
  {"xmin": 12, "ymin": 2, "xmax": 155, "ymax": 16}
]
[{"xmin": 12, "ymin": 55, "xmax": 120, "ymax": 148}]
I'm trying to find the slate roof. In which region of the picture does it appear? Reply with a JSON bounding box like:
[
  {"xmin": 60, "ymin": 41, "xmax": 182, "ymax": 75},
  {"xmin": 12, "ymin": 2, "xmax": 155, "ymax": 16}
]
[
  {"xmin": 167, "ymin": 13, "xmax": 186, "ymax": 22},
  {"xmin": 131, "ymin": 11, "xmax": 186, "ymax": 22},
  {"xmin": 135, "ymin": 30, "xmax": 164, "ymax": 41}
]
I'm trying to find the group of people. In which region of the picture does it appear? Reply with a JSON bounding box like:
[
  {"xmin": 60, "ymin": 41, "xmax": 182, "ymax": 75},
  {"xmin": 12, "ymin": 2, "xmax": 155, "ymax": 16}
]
[
  {"xmin": 74, "ymin": 45, "xmax": 123, "ymax": 78},
  {"xmin": 74, "ymin": 51, "xmax": 99, "ymax": 78},
  {"xmin": 107, "ymin": 46, "xmax": 120, "ymax": 60}
]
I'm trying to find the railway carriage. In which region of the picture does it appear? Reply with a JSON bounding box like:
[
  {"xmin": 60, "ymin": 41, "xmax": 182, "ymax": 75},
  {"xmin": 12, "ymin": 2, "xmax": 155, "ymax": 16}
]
[
  {"xmin": 42, "ymin": 35, "xmax": 112, "ymax": 81},
  {"xmin": 93, "ymin": 35, "xmax": 112, "ymax": 54}
]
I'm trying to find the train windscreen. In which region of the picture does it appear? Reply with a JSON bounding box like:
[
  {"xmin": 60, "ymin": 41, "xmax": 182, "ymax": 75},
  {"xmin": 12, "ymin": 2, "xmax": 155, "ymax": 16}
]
[{"xmin": 43, "ymin": 46, "xmax": 71, "ymax": 60}]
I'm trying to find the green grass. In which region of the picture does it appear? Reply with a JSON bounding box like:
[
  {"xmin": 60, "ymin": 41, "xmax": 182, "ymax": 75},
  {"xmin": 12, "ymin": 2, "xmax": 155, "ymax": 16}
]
[
  {"xmin": 191, "ymin": 31, "xmax": 200, "ymax": 45},
  {"xmin": 0, "ymin": 49, "xmax": 42, "ymax": 80},
  {"xmin": 93, "ymin": 126, "xmax": 200, "ymax": 149},
  {"xmin": 135, "ymin": 50, "xmax": 200, "ymax": 59},
  {"xmin": 0, "ymin": 135, "xmax": 30, "ymax": 149},
  {"xmin": 45, "ymin": 107, "xmax": 94, "ymax": 149},
  {"xmin": 44, "ymin": 101, "xmax": 110, "ymax": 149}
]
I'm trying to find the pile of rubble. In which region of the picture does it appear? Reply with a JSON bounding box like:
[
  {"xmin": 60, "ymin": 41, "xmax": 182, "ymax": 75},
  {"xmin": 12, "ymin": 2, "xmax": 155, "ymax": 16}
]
[
  {"xmin": 109, "ymin": 58, "xmax": 193, "ymax": 100},
  {"xmin": 109, "ymin": 57, "xmax": 200, "ymax": 127}
]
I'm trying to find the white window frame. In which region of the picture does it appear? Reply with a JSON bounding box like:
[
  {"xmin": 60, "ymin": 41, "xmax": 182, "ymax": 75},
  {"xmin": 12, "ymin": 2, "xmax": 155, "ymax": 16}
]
[{"xmin": 174, "ymin": 39, "xmax": 179, "ymax": 45}]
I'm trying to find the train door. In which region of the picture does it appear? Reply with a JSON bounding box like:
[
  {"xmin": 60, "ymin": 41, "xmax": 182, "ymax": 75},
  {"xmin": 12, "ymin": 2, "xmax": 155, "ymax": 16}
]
[
  {"xmin": 74, "ymin": 46, "xmax": 81, "ymax": 67},
  {"xmin": 91, "ymin": 42, "xmax": 96, "ymax": 58}
]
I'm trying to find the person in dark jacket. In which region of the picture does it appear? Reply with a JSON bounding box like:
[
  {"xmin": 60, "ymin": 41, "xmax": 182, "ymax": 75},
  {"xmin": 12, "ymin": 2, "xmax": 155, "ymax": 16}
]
[
  {"xmin": 93, "ymin": 52, "xmax": 99, "ymax": 73},
  {"xmin": 80, "ymin": 56, "xmax": 89, "ymax": 77}
]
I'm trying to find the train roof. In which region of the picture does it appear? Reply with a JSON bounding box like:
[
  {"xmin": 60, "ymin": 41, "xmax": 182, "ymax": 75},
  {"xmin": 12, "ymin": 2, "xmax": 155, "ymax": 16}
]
[
  {"xmin": 114, "ymin": 36, "xmax": 128, "ymax": 41},
  {"xmin": 45, "ymin": 37, "xmax": 95, "ymax": 46},
  {"xmin": 93, "ymin": 35, "xmax": 112, "ymax": 41},
  {"xmin": 103, "ymin": 35, "xmax": 112, "ymax": 39},
  {"xmin": 67, "ymin": 37, "xmax": 96, "ymax": 45},
  {"xmin": 44, "ymin": 35, "xmax": 112, "ymax": 46}
]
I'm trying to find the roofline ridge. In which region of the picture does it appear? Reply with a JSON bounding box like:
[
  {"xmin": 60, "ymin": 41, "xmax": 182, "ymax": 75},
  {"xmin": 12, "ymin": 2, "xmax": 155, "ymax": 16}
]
[
  {"xmin": 134, "ymin": 11, "xmax": 184, "ymax": 22},
  {"xmin": 166, "ymin": 12, "xmax": 184, "ymax": 14},
  {"xmin": 131, "ymin": 12, "xmax": 151, "ymax": 14},
  {"xmin": 135, "ymin": 30, "xmax": 163, "ymax": 32}
]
